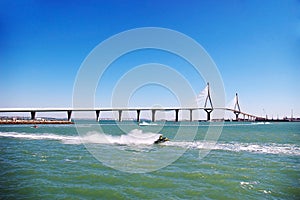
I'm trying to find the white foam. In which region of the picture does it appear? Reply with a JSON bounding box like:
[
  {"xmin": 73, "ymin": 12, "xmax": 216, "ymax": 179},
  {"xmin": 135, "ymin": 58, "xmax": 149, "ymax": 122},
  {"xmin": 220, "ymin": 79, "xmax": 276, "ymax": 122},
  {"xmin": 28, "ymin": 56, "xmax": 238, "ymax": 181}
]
[
  {"xmin": 0, "ymin": 129, "xmax": 161, "ymax": 145},
  {"xmin": 80, "ymin": 129, "xmax": 160, "ymax": 145},
  {"xmin": 163, "ymin": 141, "xmax": 300, "ymax": 156},
  {"xmin": 0, "ymin": 132, "xmax": 78, "ymax": 141},
  {"xmin": 240, "ymin": 181, "xmax": 259, "ymax": 185},
  {"xmin": 240, "ymin": 181, "xmax": 259, "ymax": 190}
]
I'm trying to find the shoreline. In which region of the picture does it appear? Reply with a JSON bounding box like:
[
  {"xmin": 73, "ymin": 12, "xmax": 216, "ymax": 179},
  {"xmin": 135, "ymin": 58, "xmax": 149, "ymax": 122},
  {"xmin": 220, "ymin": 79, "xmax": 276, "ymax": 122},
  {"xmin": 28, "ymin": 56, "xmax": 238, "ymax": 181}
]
[
  {"xmin": 0, "ymin": 119, "xmax": 299, "ymax": 124},
  {"xmin": 0, "ymin": 119, "xmax": 73, "ymax": 124}
]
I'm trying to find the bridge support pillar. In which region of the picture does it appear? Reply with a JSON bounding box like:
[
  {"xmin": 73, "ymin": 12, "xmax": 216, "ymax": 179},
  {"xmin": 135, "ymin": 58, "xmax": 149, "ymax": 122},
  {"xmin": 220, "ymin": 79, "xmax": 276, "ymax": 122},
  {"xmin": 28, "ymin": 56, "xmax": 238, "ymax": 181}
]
[
  {"xmin": 152, "ymin": 110, "xmax": 156, "ymax": 122},
  {"xmin": 189, "ymin": 109, "xmax": 193, "ymax": 122},
  {"xmin": 204, "ymin": 109, "xmax": 213, "ymax": 121},
  {"xmin": 235, "ymin": 113, "xmax": 239, "ymax": 121},
  {"xmin": 96, "ymin": 110, "xmax": 100, "ymax": 122},
  {"xmin": 136, "ymin": 110, "xmax": 141, "ymax": 122},
  {"xmin": 175, "ymin": 109, "xmax": 179, "ymax": 122},
  {"xmin": 67, "ymin": 110, "xmax": 72, "ymax": 122},
  {"xmin": 118, "ymin": 110, "xmax": 122, "ymax": 122},
  {"xmin": 234, "ymin": 111, "xmax": 240, "ymax": 121},
  {"xmin": 30, "ymin": 111, "xmax": 36, "ymax": 120},
  {"xmin": 67, "ymin": 111, "xmax": 72, "ymax": 122}
]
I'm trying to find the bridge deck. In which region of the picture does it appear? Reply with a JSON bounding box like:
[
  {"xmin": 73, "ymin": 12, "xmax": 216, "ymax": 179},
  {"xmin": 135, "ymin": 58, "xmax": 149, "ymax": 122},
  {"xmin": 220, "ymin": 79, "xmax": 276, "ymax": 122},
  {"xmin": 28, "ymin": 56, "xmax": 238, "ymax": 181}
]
[{"xmin": 0, "ymin": 107, "xmax": 261, "ymax": 122}]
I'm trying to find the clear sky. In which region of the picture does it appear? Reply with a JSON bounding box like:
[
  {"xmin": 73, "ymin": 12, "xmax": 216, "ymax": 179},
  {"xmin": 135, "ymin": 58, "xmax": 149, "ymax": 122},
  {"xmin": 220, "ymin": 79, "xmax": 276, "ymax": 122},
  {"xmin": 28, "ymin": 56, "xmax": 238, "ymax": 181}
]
[{"xmin": 0, "ymin": 0, "xmax": 299, "ymax": 119}]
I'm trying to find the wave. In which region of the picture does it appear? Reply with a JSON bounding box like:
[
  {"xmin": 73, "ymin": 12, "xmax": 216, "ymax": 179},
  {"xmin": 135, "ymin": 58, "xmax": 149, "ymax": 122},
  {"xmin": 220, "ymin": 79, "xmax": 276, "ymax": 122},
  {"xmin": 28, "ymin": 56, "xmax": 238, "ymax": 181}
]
[{"xmin": 0, "ymin": 131, "xmax": 299, "ymax": 156}]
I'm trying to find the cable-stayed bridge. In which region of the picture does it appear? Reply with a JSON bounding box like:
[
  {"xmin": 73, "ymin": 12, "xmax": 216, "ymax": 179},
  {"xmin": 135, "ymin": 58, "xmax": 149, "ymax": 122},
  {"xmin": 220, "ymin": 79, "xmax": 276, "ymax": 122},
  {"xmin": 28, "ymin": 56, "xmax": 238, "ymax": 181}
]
[
  {"xmin": 0, "ymin": 84, "xmax": 263, "ymax": 122},
  {"xmin": 0, "ymin": 106, "xmax": 259, "ymax": 122}
]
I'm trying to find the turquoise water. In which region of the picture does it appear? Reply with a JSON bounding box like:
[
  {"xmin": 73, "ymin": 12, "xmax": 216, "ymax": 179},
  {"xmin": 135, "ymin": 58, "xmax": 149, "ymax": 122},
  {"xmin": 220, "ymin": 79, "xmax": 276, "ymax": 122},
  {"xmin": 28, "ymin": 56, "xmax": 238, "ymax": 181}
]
[{"xmin": 1, "ymin": 121, "xmax": 299, "ymax": 199}]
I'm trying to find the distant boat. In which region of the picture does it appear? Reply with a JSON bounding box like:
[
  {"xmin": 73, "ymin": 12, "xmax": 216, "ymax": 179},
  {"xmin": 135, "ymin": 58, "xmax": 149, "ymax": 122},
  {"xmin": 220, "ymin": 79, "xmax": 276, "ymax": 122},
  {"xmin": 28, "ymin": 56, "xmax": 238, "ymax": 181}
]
[
  {"xmin": 139, "ymin": 121, "xmax": 158, "ymax": 126},
  {"xmin": 139, "ymin": 121, "xmax": 151, "ymax": 126}
]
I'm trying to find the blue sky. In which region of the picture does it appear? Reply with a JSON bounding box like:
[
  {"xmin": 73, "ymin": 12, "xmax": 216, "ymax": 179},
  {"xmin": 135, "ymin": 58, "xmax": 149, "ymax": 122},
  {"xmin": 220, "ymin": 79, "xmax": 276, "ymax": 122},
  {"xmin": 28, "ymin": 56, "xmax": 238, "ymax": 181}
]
[{"xmin": 0, "ymin": 0, "xmax": 299, "ymax": 119}]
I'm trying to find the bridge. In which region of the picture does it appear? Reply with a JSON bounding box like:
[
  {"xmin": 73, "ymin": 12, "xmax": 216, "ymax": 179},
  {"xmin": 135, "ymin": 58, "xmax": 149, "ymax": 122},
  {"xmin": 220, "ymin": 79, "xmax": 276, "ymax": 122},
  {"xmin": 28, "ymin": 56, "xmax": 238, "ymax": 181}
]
[
  {"xmin": 0, "ymin": 84, "xmax": 262, "ymax": 122},
  {"xmin": 0, "ymin": 106, "xmax": 259, "ymax": 122}
]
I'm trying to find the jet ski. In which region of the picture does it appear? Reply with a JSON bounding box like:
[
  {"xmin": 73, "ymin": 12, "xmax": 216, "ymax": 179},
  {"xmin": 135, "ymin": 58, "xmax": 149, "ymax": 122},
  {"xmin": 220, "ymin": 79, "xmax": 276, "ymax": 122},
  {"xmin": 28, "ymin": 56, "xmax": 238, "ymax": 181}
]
[{"xmin": 154, "ymin": 135, "xmax": 169, "ymax": 144}]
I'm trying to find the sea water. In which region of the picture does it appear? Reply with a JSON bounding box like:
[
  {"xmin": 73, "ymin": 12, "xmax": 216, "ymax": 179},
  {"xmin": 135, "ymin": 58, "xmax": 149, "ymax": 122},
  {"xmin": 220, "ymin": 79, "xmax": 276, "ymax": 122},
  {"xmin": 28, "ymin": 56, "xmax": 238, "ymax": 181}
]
[{"xmin": 0, "ymin": 121, "xmax": 299, "ymax": 199}]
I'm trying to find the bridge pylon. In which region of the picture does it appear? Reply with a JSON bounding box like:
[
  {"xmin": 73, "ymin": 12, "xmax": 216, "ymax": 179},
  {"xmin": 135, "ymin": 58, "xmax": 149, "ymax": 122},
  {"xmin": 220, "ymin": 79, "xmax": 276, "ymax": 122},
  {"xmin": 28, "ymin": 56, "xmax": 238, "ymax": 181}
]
[
  {"xmin": 233, "ymin": 93, "xmax": 241, "ymax": 120},
  {"xmin": 204, "ymin": 82, "xmax": 213, "ymax": 121}
]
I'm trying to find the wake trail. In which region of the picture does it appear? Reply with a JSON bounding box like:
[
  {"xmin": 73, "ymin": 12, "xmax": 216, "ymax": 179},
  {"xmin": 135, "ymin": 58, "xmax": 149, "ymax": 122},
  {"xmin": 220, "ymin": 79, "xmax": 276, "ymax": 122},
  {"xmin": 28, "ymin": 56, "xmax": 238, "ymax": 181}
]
[
  {"xmin": 1, "ymin": 130, "xmax": 299, "ymax": 156},
  {"xmin": 0, "ymin": 129, "xmax": 161, "ymax": 145}
]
